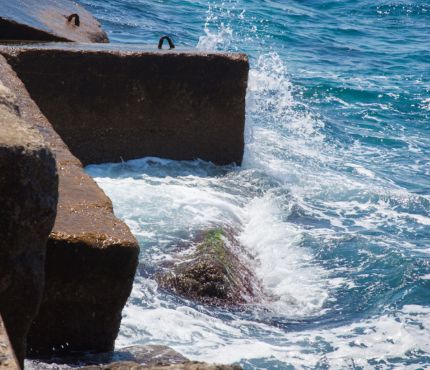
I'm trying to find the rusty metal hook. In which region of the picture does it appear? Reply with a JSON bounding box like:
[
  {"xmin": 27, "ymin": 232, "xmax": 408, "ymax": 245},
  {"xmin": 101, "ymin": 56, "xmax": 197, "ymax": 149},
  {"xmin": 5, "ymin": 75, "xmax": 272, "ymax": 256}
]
[
  {"xmin": 158, "ymin": 36, "xmax": 175, "ymax": 50},
  {"xmin": 67, "ymin": 13, "xmax": 80, "ymax": 27}
]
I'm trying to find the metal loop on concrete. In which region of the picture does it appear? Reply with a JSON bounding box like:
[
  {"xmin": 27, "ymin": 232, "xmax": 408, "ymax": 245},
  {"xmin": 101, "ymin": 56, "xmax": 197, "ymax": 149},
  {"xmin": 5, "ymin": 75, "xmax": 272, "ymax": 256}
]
[
  {"xmin": 67, "ymin": 13, "xmax": 80, "ymax": 27},
  {"xmin": 158, "ymin": 36, "xmax": 175, "ymax": 50}
]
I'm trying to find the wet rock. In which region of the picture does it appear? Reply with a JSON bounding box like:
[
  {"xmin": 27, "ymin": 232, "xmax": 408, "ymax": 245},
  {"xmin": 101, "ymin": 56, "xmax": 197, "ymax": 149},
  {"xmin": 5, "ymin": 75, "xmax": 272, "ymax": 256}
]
[
  {"xmin": 0, "ymin": 0, "xmax": 108, "ymax": 43},
  {"xmin": 0, "ymin": 314, "xmax": 20, "ymax": 369},
  {"xmin": 113, "ymin": 346, "xmax": 188, "ymax": 366},
  {"xmin": 0, "ymin": 77, "xmax": 58, "ymax": 367},
  {"xmin": 0, "ymin": 55, "xmax": 139, "ymax": 357},
  {"xmin": 157, "ymin": 229, "xmax": 262, "ymax": 306},
  {"xmin": 1, "ymin": 45, "xmax": 248, "ymax": 165},
  {"xmin": 28, "ymin": 345, "xmax": 188, "ymax": 369},
  {"xmin": 79, "ymin": 361, "xmax": 242, "ymax": 370}
]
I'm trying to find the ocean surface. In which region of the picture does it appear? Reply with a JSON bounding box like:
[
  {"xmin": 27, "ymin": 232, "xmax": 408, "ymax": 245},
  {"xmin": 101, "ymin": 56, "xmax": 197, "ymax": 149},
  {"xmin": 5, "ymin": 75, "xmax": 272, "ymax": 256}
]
[{"xmin": 80, "ymin": 0, "xmax": 430, "ymax": 368}]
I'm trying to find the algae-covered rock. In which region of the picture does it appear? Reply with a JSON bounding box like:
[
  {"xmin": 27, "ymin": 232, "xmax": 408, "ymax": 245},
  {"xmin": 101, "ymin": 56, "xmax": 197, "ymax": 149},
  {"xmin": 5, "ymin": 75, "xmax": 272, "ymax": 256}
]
[{"xmin": 157, "ymin": 229, "xmax": 262, "ymax": 306}]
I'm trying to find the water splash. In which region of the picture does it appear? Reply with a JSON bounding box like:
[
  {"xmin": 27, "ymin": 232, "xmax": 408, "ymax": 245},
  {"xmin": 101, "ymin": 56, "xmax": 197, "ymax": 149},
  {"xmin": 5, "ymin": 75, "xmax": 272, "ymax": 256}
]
[{"xmin": 78, "ymin": 0, "xmax": 430, "ymax": 368}]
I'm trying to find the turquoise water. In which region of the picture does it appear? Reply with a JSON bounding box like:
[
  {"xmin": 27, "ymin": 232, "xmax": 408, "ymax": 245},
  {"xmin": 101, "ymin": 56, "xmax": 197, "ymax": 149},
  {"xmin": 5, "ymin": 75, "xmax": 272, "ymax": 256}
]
[{"xmin": 83, "ymin": 1, "xmax": 430, "ymax": 368}]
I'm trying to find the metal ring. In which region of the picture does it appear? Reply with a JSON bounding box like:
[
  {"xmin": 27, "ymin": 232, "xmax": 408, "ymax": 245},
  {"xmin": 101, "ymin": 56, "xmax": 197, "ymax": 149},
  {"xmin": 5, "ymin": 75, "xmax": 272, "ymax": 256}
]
[
  {"xmin": 158, "ymin": 36, "xmax": 175, "ymax": 50},
  {"xmin": 67, "ymin": 13, "xmax": 80, "ymax": 27}
]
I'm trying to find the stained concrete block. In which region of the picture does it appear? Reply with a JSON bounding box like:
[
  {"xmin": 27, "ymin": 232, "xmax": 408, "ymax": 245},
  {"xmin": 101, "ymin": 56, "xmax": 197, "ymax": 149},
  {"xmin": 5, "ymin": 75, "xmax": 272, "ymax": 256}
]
[
  {"xmin": 0, "ymin": 55, "xmax": 139, "ymax": 357},
  {"xmin": 0, "ymin": 75, "xmax": 58, "ymax": 367},
  {"xmin": 2, "ymin": 45, "xmax": 248, "ymax": 165}
]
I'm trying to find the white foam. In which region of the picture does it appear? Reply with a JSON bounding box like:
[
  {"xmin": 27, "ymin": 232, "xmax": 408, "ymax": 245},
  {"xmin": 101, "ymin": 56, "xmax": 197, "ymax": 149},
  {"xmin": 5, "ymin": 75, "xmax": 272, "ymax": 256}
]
[
  {"xmin": 116, "ymin": 292, "xmax": 430, "ymax": 369},
  {"xmin": 238, "ymin": 195, "xmax": 331, "ymax": 316},
  {"xmin": 28, "ymin": 303, "xmax": 430, "ymax": 369},
  {"xmin": 420, "ymin": 97, "xmax": 430, "ymax": 111},
  {"xmin": 84, "ymin": 5, "xmax": 430, "ymax": 367},
  {"xmin": 89, "ymin": 157, "xmax": 332, "ymax": 319},
  {"xmin": 196, "ymin": 3, "xmax": 234, "ymax": 51}
]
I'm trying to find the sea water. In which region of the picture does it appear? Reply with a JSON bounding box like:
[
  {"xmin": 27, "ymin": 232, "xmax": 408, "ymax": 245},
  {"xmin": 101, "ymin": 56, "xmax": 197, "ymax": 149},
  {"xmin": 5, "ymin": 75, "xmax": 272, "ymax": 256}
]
[{"xmin": 81, "ymin": 0, "xmax": 430, "ymax": 368}]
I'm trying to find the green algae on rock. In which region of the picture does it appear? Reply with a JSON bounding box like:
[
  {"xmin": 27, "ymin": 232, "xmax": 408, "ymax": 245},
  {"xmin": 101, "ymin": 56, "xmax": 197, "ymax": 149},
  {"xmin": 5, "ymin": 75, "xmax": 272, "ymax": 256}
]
[{"xmin": 157, "ymin": 229, "xmax": 262, "ymax": 306}]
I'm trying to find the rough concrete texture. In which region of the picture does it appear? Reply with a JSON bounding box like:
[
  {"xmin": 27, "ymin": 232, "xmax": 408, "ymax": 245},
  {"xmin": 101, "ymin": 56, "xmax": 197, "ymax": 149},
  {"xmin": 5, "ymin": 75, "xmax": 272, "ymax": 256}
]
[
  {"xmin": 0, "ymin": 315, "xmax": 19, "ymax": 370},
  {"xmin": 157, "ymin": 229, "xmax": 264, "ymax": 307},
  {"xmin": 0, "ymin": 56, "xmax": 139, "ymax": 357},
  {"xmin": 0, "ymin": 0, "xmax": 108, "ymax": 43},
  {"xmin": 2, "ymin": 46, "xmax": 248, "ymax": 165},
  {"xmin": 0, "ymin": 76, "xmax": 58, "ymax": 367}
]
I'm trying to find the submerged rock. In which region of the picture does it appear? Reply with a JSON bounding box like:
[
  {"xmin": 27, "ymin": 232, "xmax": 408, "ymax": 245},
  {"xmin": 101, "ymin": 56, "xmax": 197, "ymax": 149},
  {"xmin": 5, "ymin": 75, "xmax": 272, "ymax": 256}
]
[
  {"xmin": 80, "ymin": 362, "xmax": 242, "ymax": 370},
  {"xmin": 113, "ymin": 346, "xmax": 188, "ymax": 366},
  {"xmin": 29, "ymin": 345, "xmax": 241, "ymax": 370},
  {"xmin": 30, "ymin": 345, "xmax": 188, "ymax": 369},
  {"xmin": 157, "ymin": 229, "xmax": 262, "ymax": 306}
]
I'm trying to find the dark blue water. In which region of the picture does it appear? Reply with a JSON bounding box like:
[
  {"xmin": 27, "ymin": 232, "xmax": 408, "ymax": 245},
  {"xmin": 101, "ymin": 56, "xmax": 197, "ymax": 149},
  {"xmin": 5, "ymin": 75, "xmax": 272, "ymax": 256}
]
[{"xmin": 81, "ymin": 1, "xmax": 430, "ymax": 368}]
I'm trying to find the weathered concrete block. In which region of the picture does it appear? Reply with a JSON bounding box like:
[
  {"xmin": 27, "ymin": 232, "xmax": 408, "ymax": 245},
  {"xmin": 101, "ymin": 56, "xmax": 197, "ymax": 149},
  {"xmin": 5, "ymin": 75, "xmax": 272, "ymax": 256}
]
[
  {"xmin": 2, "ymin": 45, "xmax": 248, "ymax": 165},
  {"xmin": 0, "ymin": 314, "xmax": 20, "ymax": 370},
  {"xmin": 0, "ymin": 56, "xmax": 139, "ymax": 357},
  {"xmin": 0, "ymin": 0, "xmax": 108, "ymax": 43},
  {"xmin": 0, "ymin": 75, "xmax": 58, "ymax": 367}
]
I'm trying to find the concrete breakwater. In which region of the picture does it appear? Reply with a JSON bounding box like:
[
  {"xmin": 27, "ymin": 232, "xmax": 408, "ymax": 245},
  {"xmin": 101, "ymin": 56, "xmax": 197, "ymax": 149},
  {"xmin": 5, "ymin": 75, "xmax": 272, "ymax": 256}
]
[
  {"xmin": 0, "ymin": 73, "xmax": 58, "ymax": 368},
  {"xmin": 2, "ymin": 45, "xmax": 248, "ymax": 166},
  {"xmin": 0, "ymin": 3, "xmax": 249, "ymax": 368},
  {"xmin": 0, "ymin": 54, "xmax": 138, "ymax": 365}
]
